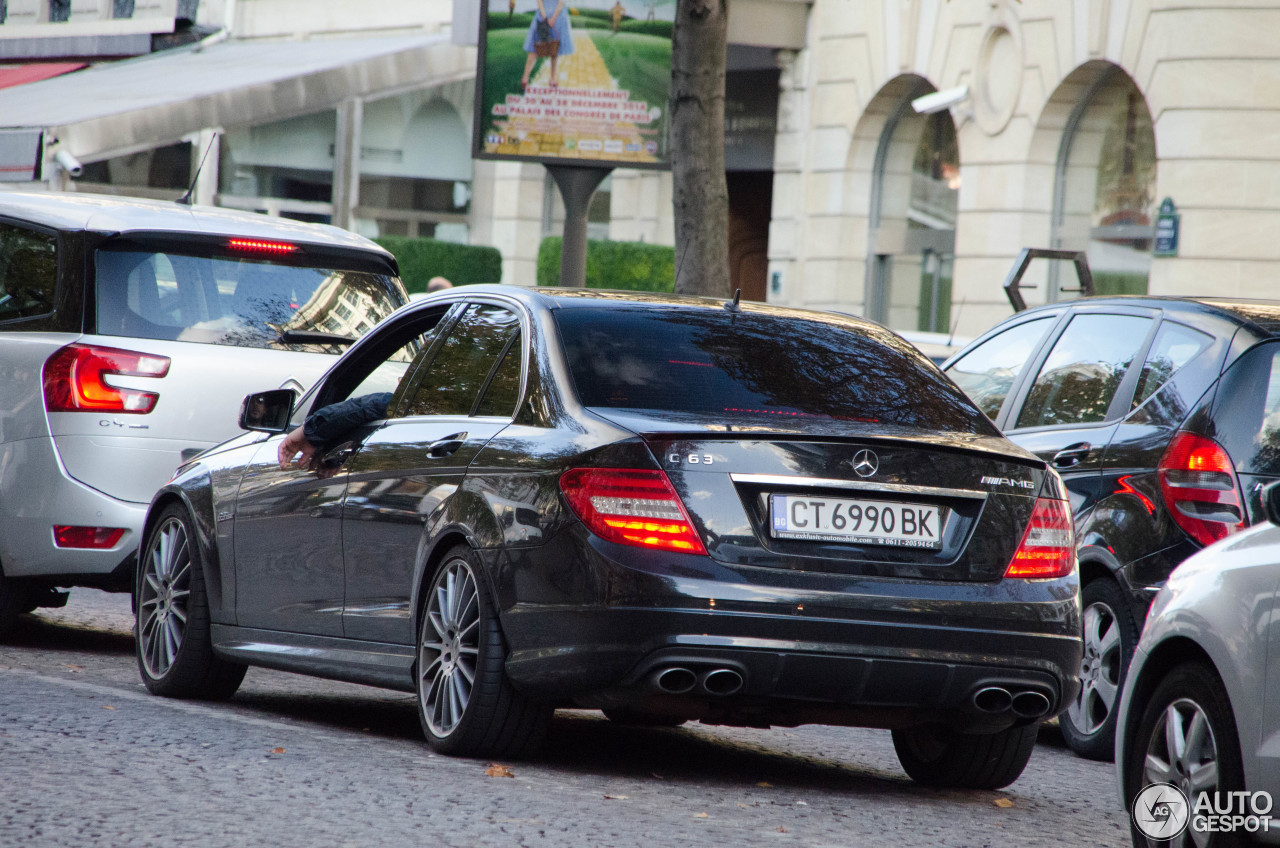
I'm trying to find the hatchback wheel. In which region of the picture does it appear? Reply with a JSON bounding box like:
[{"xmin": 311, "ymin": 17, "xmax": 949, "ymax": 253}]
[
  {"xmin": 1062, "ymin": 577, "xmax": 1138, "ymax": 760},
  {"xmin": 416, "ymin": 545, "xmax": 550, "ymax": 758},
  {"xmin": 892, "ymin": 722, "xmax": 1039, "ymax": 790},
  {"xmin": 0, "ymin": 571, "xmax": 29, "ymax": 640},
  {"xmin": 1124, "ymin": 662, "xmax": 1245, "ymax": 848},
  {"xmin": 136, "ymin": 505, "xmax": 246, "ymax": 699}
]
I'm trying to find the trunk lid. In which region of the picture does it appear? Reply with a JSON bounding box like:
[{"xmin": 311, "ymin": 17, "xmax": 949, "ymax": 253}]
[{"xmin": 598, "ymin": 410, "xmax": 1047, "ymax": 582}]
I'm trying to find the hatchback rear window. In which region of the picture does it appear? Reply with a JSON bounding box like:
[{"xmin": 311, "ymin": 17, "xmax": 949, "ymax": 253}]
[
  {"xmin": 94, "ymin": 247, "xmax": 402, "ymax": 351},
  {"xmin": 554, "ymin": 306, "xmax": 998, "ymax": 434}
]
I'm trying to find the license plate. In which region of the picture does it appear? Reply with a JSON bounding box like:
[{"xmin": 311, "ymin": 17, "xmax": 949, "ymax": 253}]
[{"xmin": 769, "ymin": 494, "xmax": 944, "ymax": 549}]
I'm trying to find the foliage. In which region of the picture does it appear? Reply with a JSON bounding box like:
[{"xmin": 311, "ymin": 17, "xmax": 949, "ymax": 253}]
[
  {"xmin": 1092, "ymin": 271, "xmax": 1149, "ymax": 297},
  {"xmin": 373, "ymin": 237, "xmax": 503, "ymax": 293},
  {"xmin": 537, "ymin": 237, "xmax": 675, "ymax": 292}
]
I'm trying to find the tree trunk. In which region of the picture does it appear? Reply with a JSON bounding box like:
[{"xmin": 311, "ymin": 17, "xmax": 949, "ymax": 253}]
[{"xmin": 670, "ymin": 0, "xmax": 730, "ymax": 298}]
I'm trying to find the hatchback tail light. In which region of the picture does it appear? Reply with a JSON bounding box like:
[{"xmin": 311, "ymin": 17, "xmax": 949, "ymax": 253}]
[
  {"xmin": 559, "ymin": 468, "xmax": 707, "ymax": 556},
  {"xmin": 1004, "ymin": 497, "xmax": 1075, "ymax": 579},
  {"xmin": 1157, "ymin": 431, "xmax": 1244, "ymax": 546},
  {"xmin": 43, "ymin": 344, "xmax": 170, "ymax": 414}
]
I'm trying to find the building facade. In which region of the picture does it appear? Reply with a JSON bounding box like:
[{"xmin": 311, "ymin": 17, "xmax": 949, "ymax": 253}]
[{"xmin": 1, "ymin": 1, "xmax": 1278, "ymax": 339}]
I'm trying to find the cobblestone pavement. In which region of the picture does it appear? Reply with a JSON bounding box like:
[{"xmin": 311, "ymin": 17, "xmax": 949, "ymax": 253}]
[{"xmin": 0, "ymin": 589, "xmax": 1131, "ymax": 848}]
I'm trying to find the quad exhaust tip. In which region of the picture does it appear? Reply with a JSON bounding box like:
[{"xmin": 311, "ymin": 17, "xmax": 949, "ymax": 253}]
[
  {"xmin": 972, "ymin": 686, "xmax": 1052, "ymax": 719},
  {"xmin": 651, "ymin": 666, "xmax": 744, "ymax": 696}
]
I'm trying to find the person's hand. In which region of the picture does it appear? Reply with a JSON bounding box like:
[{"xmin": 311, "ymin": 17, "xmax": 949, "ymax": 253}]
[
  {"xmin": 277, "ymin": 425, "xmax": 318, "ymax": 471},
  {"xmin": 548, "ymin": 11, "xmax": 558, "ymax": 25}
]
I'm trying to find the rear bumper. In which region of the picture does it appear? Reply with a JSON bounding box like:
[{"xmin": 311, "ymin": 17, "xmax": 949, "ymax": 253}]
[
  {"xmin": 494, "ymin": 530, "xmax": 1082, "ymax": 730},
  {"xmin": 0, "ymin": 436, "xmax": 144, "ymax": 584}
]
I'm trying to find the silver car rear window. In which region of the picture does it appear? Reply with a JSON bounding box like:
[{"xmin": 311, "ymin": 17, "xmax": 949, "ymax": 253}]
[{"xmin": 94, "ymin": 249, "xmax": 402, "ymax": 351}]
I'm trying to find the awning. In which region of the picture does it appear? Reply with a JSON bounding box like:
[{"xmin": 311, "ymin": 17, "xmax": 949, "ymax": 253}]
[
  {"xmin": 0, "ymin": 34, "xmax": 475, "ymax": 165},
  {"xmin": 0, "ymin": 62, "xmax": 86, "ymax": 90}
]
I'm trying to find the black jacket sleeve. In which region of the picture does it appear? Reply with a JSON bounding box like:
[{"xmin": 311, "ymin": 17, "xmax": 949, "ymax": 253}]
[{"xmin": 302, "ymin": 392, "xmax": 392, "ymax": 449}]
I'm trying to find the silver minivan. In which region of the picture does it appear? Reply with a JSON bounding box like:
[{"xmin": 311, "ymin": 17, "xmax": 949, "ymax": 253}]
[{"xmin": 0, "ymin": 192, "xmax": 407, "ymax": 634}]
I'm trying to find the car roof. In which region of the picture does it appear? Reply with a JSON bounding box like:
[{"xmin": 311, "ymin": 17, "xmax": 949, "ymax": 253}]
[
  {"xmin": 1014, "ymin": 294, "xmax": 1280, "ymax": 337},
  {"xmin": 0, "ymin": 190, "xmax": 390, "ymax": 255},
  {"xmin": 413, "ymin": 284, "xmax": 901, "ymax": 334}
]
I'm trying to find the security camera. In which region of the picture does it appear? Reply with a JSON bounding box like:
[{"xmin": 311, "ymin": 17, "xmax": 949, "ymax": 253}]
[
  {"xmin": 53, "ymin": 149, "xmax": 84, "ymax": 178},
  {"xmin": 912, "ymin": 85, "xmax": 970, "ymax": 115}
]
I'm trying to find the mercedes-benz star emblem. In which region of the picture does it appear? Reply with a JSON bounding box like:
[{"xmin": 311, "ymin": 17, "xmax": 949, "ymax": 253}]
[{"xmin": 851, "ymin": 449, "xmax": 879, "ymax": 478}]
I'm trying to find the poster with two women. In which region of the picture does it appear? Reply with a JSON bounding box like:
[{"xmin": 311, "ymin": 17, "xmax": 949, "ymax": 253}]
[{"xmin": 475, "ymin": 0, "xmax": 673, "ymax": 168}]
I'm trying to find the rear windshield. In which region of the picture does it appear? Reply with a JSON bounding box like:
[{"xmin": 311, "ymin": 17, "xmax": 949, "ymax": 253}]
[
  {"xmin": 554, "ymin": 306, "xmax": 998, "ymax": 434},
  {"xmin": 94, "ymin": 247, "xmax": 404, "ymax": 351}
]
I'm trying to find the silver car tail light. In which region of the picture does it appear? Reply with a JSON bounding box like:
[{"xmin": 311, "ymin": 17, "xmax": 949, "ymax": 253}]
[{"xmin": 42, "ymin": 343, "xmax": 171, "ymax": 414}]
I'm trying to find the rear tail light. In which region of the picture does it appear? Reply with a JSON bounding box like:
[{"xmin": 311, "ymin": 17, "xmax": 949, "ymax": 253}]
[
  {"xmin": 43, "ymin": 343, "xmax": 170, "ymax": 414},
  {"xmin": 1157, "ymin": 431, "xmax": 1245, "ymax": 546},
  {"xmin": 559, "ymin": 468, "xmax": 707, "ymax": 556},
  {"xmin": 54, "ymin": 525, "xmax": 126, "ymax": 549},
  {"xmin": 1004, "ymin": 497, "xmax": 1075, "ymax": 579}
]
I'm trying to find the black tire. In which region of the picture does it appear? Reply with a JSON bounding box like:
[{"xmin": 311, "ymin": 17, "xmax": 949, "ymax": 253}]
[
  {"xmin": 1061, "ymin": 577, "xmax": 1139, "ymax": 761},
  {"xmin": 602, "ymin": 707, "xmax": 687, "ymax": 728},
  {"xmin": 1123, "ymin": 662, "xmax": 1245, "ymax": 848},
  {"xmin": 892, "ymin": 722, "xmax": 1040, "ymax": 790},
  {"xmin": 136, "ymin": 505, "xmax": 246, "ymax": 700},
  {"xmin": 0, "ymin": 570, "xmax": 26, "ymax": 640},
  {"xmin": 416, "ymin": 545, "xmax": 551, "ymax": 758}
]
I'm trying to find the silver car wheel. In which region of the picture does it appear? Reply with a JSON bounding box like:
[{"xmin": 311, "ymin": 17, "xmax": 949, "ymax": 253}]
[
  {"xmin": 419, "ymin": 556, "xmax": 481, "ymax": 738},
  {"xmin": 138, "ymin": 517, "xmax": 192, "ymax": 679},
  {"xmin": 1068, "ymin": 599, "xmax": 1121, "ymax": 735},
  {"xmin": 1143, "ymin": 697, "xmax": 1219, "ymax": 848}
]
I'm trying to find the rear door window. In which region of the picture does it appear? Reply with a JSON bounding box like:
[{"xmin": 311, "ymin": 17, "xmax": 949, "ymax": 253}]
[
  {"xmin": 403, "ymin": 304, "xmax": 521, "ymax": 417},
  {"xmin": 95, "ymin": 245, "xmax": 403, "ymax": 351},
  {"xmin": 945, "ymin": 317, "xmax": 1055, "ymax": 419},
  {"xmin": 1211, "ymin": 343, "xmax": 1280, "ymax": 474},
  {"xmin": 554, "ymin": 306, "xmax": 997, "ymax": 434},
  {"xmin": 1130, "ymin": 321, "xmax": 1213, "ymax": 411},
  {"xmin": 1015, "ymin": 313, "xmax": 1153, "ymax": 429},
  {"xmin": 0, "ymin": 224, "xmax": 58, "ymax": 325}
]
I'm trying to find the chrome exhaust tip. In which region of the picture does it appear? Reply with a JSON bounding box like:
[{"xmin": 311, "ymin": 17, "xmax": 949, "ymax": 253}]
[
  {"xmin": 702, "ymin": 668, "xmax": 744, "ymax": 696},
  {"xmin": 973, "ymin": 686, "xmax": 1013, "ymax": 713},
  {"xmin": 653, "ymin": 667, "xmax": 697, "ymax": 694},
  {"xmin": 1011, "ymin": 690, "xmax": 1052, "ymax": 719}
]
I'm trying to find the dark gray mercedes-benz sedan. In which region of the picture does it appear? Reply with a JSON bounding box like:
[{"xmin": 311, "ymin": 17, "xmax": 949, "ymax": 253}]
[{"xmin": 136, "ymin": 286, "xmax": 1081, "ymax": 790}]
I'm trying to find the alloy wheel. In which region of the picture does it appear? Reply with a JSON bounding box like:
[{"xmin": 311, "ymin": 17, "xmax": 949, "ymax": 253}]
[
  {"xmin": 419, "ymin": 557, "xmax": 481, "ymax": 737},
  {"xmin": 138, "ymin": 517, "xmax": 192, "ymax": 679},
  {"xmin": 1068, "ymin": 600, "xmax": 1121, "ymax": 735},
  {"xmin": 1143, "ymin": 697, "xmax": 1219, "ymax": 848}
]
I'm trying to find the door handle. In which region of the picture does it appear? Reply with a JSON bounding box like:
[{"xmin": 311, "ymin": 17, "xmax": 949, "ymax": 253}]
[
  {"xmin": 320, "ymin": 443, "xmax": 356, "ymax": 468},
  {"xmin": 1051, "ymin": 442, "xmax": 1093, "ymax": 468},
  {"xmin": 427, "ymin": 432, "xmax": 468, "ymax": 458}
]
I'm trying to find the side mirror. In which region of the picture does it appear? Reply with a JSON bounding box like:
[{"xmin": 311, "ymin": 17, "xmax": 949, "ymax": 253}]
[
  {"xmin": 1263, "ymin": 481, "xmax": 1280, "ymax": 527},
  {"xmin": 239, "ymin": 388, "xmax": 296, "ymax": 434}
]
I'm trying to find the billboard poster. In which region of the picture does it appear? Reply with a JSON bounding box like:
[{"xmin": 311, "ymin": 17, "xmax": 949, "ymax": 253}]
[{"xmin": 475, "ymin": 0, "xmax": 674, "ymax": 168}]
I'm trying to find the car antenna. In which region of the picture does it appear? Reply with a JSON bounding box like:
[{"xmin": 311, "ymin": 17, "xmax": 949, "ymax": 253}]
[
  {"xmin": 947, "ymin": 296, "xmax": 966, "ymax": 346},
  {"xmin": 176, "ymin": 132, "xmax": 218, "ymax": 206},
  {"xmin": 723, "ymin": 288, "xmax": 741, "ymax": 313}
]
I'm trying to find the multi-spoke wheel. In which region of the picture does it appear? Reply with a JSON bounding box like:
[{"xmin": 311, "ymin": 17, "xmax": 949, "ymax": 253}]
[
  {"xmin": 135, "ymin": 504, "xmax": 245, "ymax": 699},
  {"xmin": 416, "ymin": 545, "xmax": 550, "ymax": 758},
  {"xmin": 1125, "ymin": 662, "xmax": 1245, "ymax": 848},
  {"xmin": 1062, "ymin": 577, "xmax": 1138, "ymax": 760}
]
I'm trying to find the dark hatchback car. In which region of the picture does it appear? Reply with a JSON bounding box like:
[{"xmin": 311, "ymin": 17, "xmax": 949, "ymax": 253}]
[
  {"xmin": 137, "ymin": 287, "xmax": 1081, "ymax": 789},
  {"xmin": 944, "ymin": 295, "xmax": 1280, "ymax": 760}
]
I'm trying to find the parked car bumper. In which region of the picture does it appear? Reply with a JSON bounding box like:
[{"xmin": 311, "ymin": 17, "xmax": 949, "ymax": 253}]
[
  {"xmin": 0, "ymin": 436, "xmax": 145, "ymax": 584},
  {"xmin": 495, "ymin": 531, "xmax": 1082, "ymax": 730}
]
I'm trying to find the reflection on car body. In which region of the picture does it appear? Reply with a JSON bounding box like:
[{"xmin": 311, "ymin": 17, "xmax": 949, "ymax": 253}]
[{"xmin": 135, "ymin": 286, "xmax": 1081, "ymax": 791}]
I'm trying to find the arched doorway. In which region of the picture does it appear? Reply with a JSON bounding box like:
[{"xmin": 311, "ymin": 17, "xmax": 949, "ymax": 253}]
[
  {"xmin": 1052, "ymin": 65, "xmax": 1157, "ymax": 297},
  {"xmin": 866, "ymin": 77, "xmax": 960, "ymax": 333}
]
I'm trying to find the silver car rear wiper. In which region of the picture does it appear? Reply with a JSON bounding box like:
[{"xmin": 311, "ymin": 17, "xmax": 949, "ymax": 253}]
[{"xmin": 277, "ymin": 330, "xmax": 358, "ymax": 346}]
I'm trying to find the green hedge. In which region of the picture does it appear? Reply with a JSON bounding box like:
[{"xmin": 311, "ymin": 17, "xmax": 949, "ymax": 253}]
[
  {"xmin": 537, "ymin": 237, "xmax": 675, "ymax": 292},
  {"xmin": 373, "ymin": 237, "xmax": 503, "ymax": 294}
]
